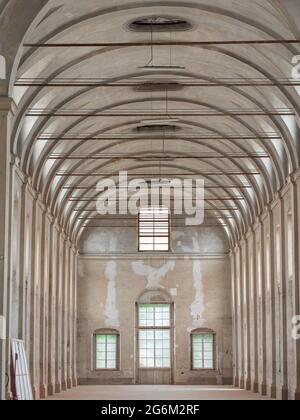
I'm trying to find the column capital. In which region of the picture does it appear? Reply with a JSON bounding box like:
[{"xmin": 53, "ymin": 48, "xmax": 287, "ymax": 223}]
[
  {"xmin": 270, "ymin": 192, "xmax": 281, "ymax": 210},
  {"xmin": 245, "ymin": 228, "xmax": 253, "ymax": 240},
  {"xmin": 13, "ymin": 162, "xmax": 28, "ymax": 184},
  {"xmin": 61, "ymin": 230, "xmax": 67, "ymax": 242},
  {"xmin": 36, "ymin": 197, "xmax": 47, "ymax": 213},
  {"xmin": 0, "ymin": 97, "xmax": 17, "ymax": 115},
  {"xmin": 26, "ymin": 182, "xmax": 38, "ymax": 200},
  {"xmin": 46, "ymin": 210, "xmax": 55, "ymax": 224},
  {"xmin": 239, "ymin": 236, "xmax": 246, "ymax": 247},
  {"xmin": 71, "ymin": 244, "xmax": 78, "ymax": 254},
  {"xmin": 292, "ymin": 167, "xmax": 300, "ymax": 183},
  {"xmin": 280, "ymin": 177, "xmax": 293, "ymax": 198},
  {"xmin": 53, "ymin": 221, "xmax": 62, "ymax": 234},
  {"xmin": 253, "ymin": 217, "xmax": 261, "ymax": 231},
  {"xmin": 260, "ymin": 206, "xmax": 270, "ymax": 223}
]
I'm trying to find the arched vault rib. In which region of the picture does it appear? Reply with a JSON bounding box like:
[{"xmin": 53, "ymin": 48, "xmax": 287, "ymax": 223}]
[
  {"xmin": 22, "ymin": 96, "xmax": 281, "ymax": 204},
  {"xmin": 7, "ymin": 0, "xmax": 300, "ymax": 243},
  {"xmin": 43, "ymin": 117, "xmax": 264, "ymax": 238},
  {"xmin": 70, "ymin": 164, "xmax": 241, "ymax": 246},
  {"xmin": 17, "ymin": 0, "xmax": 300, "ymax": 75},
  {"xmin": 14, "ymin": 48, "xmax": 299, "ymax": 174},
  {"xmin": 52, "ymin": 141, "xmax": 262, "ymax": 224}
]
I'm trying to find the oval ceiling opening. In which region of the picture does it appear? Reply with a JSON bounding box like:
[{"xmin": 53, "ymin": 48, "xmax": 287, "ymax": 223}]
[{"xmin": 128, "ymin": 15, "xmax": 193, "ymax": 32}]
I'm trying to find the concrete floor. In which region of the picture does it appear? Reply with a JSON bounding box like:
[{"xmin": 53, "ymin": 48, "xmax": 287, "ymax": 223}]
[{"xmin": 46, "ymin": 385, "xmax": 272, "ymax": 400}]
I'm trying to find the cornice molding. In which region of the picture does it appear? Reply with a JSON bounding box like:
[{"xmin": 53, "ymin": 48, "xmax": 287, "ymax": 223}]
[{"xmin": 78, "ymin": 253, "xmax": 229, "ymax": 261}]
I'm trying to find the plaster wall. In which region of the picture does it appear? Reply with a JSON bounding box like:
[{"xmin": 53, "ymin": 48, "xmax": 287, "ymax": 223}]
[{"xmin": 77, "ymin": 226, "xmax": 232, "ymax": 385}]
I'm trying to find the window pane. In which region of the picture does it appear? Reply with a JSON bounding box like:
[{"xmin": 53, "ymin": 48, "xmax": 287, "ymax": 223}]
[
  {"xmin": 140, "ymin": 237, "xmax": 154, "ymax": 244},
  {"xmin": 98, "ymin": 352, "xmax": 106, "ymax": 360},
  {"xmin": 139, "ymin": 325, "xmax": 171, "ymax": 369},
  {"xmin": 156, "ymin": 358, "xmax": 163, "ymax": 368},
  {"xmin": 139, "ymin": 340, "xmax": 147, "ymax": 349},
  {"xmin": 162, "ymin": 358, "xmax": 171, "ymax": 368},
  {"xmin": 192, "ymin": 333, "xmax": 214, "ymax": 370},
  {"xmin": 147, "ymin": 359, "xmax": 155, "ymax": 368},
  {"xmin": 204, "ymin": 360, "xmax": 213, "ymax": 369},
  {"xmin": 107, "ymin": 360, "xmax": 116, "ymax": 369},
  {"xmin": 155, "ymin": 349, "xmax": 163, "ymax": 358},
  {"xmin": 139, "ymin": 207, "xmax": 169, "ymax": 252},
  {"xmin": 193, "ymin": 360, "xmax": 203, "ymax": 369},
  {"xmin": 95, "ymin": 334, "xmax": 117, "ymax": 369},
  {"xmin": 98, "ymin": 343, "xmax": 105, "ymax": 351},
  {"xmin": 96, "ymin": 360, "xmax": 106, "ymax": 369},
  {"xmin": 140, "ymin": 359, "xmax": 147, "ymax": 368},
  {"xmin": 140, "ymin": 244, "xmax": 154, "ymax": 251},
  {"xmin": 146, "ymin": 330, "xmax": 154, "ymax": 338},
  {"xmin": 147, "ymin": 340, "xmax": 155, "ymax": 348}
]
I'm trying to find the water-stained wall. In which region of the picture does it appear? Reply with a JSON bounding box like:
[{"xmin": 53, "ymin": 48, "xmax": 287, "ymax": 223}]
[{"xmin": 77, "ymin": 227, "xmax": 232, "ymax": 385}]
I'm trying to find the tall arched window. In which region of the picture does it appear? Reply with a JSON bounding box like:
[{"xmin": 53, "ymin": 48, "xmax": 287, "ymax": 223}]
[
  {"xmin": 93, "ymin": 329, "xmax": 120, "ymax": 370},
  {"xmin": 191, "ymin": 328, "xmax": 216, "ymax": 370},
  {"xmin": 136, "ymin": 290, "xmax": 173, "ymax": 384}
]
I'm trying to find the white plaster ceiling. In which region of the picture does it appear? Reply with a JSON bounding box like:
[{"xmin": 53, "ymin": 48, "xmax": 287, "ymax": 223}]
[{"xmin": 2, "ymin": 0, "xmax": 300, "ymax": 244}]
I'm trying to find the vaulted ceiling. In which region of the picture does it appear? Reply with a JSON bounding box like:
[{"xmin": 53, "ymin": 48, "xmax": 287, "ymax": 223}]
[{"xmin": 1, "ymin": 0, "xmax": 300, "ymax": 245}]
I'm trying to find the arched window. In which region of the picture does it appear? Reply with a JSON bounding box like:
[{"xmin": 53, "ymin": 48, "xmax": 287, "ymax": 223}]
[
  {"xmin": 191, "ymin": 329, "xmax": 216, "ymax": 370},
  {"xmin": 93, "ymin": 329, "xmax": 120, "ymax": 370},
  {"xmin": 137, "ymin": 290, "xmax": 173, "ymax": 373}
]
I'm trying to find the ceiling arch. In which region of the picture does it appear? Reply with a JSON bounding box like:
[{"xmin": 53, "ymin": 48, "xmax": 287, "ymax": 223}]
[{"xmin": 2, "ymin": 0, "xmax": 300, "ymax": 245}]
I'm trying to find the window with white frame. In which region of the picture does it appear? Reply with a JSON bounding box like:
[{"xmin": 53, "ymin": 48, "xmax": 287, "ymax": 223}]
[
  {"xmin": 138, "ymin": 207, "xmax": 170, "ymax": 252},
  {"xmin": 95, "ymin": 332, "xmax": 119, "ymax": 370},
  {"xmin": 138, "ymin": 304, "xmax": 171, "ymax": 368},
  {"xmin": 191, "ymin": 330, "xmax": 215, "ymax": 370}
]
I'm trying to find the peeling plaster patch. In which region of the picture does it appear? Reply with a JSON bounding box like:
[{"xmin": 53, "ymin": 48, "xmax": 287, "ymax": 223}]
[
  {"xmin": 104, "ymin": 261, "xmax": 120, "ymax": 328},
  {"xmin": 0, "ymin": 55, "xmax": 6, "ymax": 79},
  {"xmin": 170, "ymin": 288, "xmax": 177, "ymax": 297},
  {"xmin": 174, "ymin": 231, "xmax": 205, "ymax": 327},
  {"xmin": 190, "ymin": 259, "xmax": 205, "ymax": 327},
  {"xmin": 172, "ymin": 231, "xmax": 184, "ymax": 241},
  {"xmin": 132, "ymin": 260, "xmax": 175, "ymax": 289}
]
